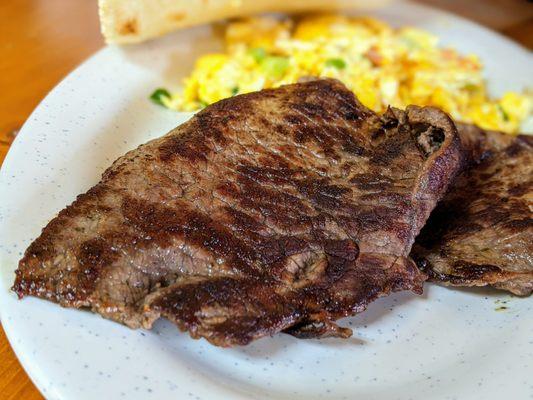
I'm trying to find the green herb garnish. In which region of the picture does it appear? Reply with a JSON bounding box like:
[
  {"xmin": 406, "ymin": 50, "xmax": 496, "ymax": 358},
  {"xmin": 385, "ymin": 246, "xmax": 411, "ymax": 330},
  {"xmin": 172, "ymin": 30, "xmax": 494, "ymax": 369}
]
[
  {"xmin": 261, "ymin": 56, "xmax": 289, "ymax": 79},
  {"xmin": 463, "ymin": 83, "xmax": 478, "ymax": 91},
  {"xmin": 497, "ymin": 104, "xmax": 509, "ymax": 122},
  {"xmin": 250, "ymin": 48, "xmax": 289, "ymax": 78},
  {"xmin": 400, "ymin": 36, "xmax": 419, "ymax": 49},
  {"xmin": 325, "ymin": 58, "xmax": 347, "ymax": 70},
  {"xmin": 231, "ymin": 86, "xmax": 239, "ymax": 96},
  {"xmin": 250, "ymin": 47, "xmax": 267, "ymax": 63},
  {"xmin": 150, "ymin": 88, "xmax": 171, "ymax": 107}
]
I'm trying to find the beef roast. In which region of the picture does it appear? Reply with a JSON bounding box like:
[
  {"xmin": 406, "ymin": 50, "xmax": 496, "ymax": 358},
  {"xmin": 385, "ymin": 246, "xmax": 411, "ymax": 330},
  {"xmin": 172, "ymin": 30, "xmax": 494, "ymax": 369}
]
[
  {"xmin": 13, "ymin": 79, "xmax": 462, "ymax": 346},
  {"xmin": 413, "ymin": 125, "xmax": 533, "ymax": 295}
]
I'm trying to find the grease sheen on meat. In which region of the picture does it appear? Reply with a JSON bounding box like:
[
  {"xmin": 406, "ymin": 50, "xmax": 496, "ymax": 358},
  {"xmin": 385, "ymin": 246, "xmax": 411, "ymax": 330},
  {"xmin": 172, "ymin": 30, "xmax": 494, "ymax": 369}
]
[
  {"xmin": 413, "ymin": 125, "xmax": 533, "ymax": 295},
  {"xmin": 13, "ymin": 79, "xmax": 462, "ymax": 346}
]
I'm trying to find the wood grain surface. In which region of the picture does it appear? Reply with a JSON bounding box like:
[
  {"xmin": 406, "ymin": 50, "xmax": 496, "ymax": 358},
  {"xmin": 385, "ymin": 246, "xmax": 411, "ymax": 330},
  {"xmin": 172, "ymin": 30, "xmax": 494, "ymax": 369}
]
[
  {"xmin": 0, "ymin": 1, "xmax": 531, "ymax": 399},
  {"xmin": 0, "ymin": 1, "xmax": 103, "ymax": 400}
]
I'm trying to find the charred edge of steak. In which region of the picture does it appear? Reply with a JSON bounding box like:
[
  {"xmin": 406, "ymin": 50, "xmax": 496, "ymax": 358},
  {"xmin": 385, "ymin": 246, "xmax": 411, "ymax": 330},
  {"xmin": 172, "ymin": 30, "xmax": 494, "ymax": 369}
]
[
  {"xmin": 284, "ymin": 317, "xmax": 353, "ymax": 339},
  {"xmin": 415, "ymin": 255, "xmax": 533, "ymax": 296},
  {"xmin": 405, "ymin": 105, "xmax": 457, "ymax": 158},
  {"xmin": 414, "ymin": 256, "xmax": 502, "ymax": 283},
  {"xmin": 412, "ymin": 123, "xmax": 445, "ymax": 157},
  {"xmin": 381, "ymin": 106, "xmax": 450, "ymax": 158}
]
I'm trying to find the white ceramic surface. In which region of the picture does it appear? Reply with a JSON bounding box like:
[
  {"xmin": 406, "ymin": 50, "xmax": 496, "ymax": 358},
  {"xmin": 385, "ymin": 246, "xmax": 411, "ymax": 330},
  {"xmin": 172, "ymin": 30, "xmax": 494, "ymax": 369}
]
[{"xmin": 1, "ymin": 2, "xmax": 532, "ymax": 399}]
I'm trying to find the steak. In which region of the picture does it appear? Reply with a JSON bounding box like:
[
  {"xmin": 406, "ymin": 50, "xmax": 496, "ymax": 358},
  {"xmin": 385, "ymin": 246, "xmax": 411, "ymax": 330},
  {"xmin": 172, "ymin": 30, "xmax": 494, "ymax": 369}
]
[
  {"xmin": 413, "ymin": 124, "xmax": 533, "ymax": 295},
  {"xmin": 455, "ymin": 123, "xmax": 515, "ymax": 165},
  {"xmin": 13, "ymin": 79, "xmax": 462, "ymax": 346}
]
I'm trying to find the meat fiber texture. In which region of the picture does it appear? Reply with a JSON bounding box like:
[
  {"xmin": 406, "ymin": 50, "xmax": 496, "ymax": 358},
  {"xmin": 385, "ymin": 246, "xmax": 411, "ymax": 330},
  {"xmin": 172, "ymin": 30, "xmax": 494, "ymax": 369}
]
[
  {"xmin": 14, "ymin": 79, "xmax": 462, "ymax": 346},
  {"xmin": 413, "ymin": 124, "xmax": 533, "ymax": 296}
]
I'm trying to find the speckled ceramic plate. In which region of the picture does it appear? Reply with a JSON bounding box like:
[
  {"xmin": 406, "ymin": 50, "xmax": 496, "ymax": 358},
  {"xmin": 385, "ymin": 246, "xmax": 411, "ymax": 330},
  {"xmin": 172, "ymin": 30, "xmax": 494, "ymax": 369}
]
[{"xmin": 1, "ymin": 2, "xmax": 532, "ymax": 400}]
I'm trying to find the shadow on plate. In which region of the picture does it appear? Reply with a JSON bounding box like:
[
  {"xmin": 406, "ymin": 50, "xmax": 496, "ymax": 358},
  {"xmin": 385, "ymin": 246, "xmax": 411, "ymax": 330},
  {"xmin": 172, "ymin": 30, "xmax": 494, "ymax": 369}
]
[
  {"xmin": 424, "ymin": 281, "xmax": 515, "ymax": 298},
  {"xmin": 150, "ymin": 287, "xmax": 423, "ymax": 359},
  {"xmin": 116, "ymin": 24, "xmax": 223, "ymax": 89}
]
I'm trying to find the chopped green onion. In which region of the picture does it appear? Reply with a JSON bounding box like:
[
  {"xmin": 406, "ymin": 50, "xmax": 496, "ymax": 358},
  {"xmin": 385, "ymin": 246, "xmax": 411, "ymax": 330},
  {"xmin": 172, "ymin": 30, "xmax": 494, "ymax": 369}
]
[
  {"xmin": 463, "ymin": 83, "xmax": 478, "ymax": 91},
  {"xmin": 150, "ymin": 88, "xmax": 171, "ymax": 107},
  {"xmin": 250, "ymin": 48, "xmax": 289, "ymax": 78},
  {"xmin": 400, "ymin": 36, "xmax": 421, "ymax": 50},
  {"xmin": 325, "ymin": 58, "xmax": 347, "ymax": 70},
  {"xmin": 231, "ymin": 86, "xmax": 239, "ymax": 96},
  {"xmin": 250, "ymin": 47, "xmax": 267, "ymax": 63},
  {"xmin": 261, "ymin": 56, "xmax": 289, "ymax": 79},
  {"xmin": 497, "ymin": 104, "xmax": 509, "ymax": 122}
]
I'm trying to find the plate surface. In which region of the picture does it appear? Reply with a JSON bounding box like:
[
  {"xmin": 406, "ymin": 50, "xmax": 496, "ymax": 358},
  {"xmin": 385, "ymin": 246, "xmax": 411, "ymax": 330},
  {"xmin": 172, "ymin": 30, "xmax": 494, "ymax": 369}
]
[{"xmin": 1, "ymin": 2, "xmax": 532, "ymax": 399}]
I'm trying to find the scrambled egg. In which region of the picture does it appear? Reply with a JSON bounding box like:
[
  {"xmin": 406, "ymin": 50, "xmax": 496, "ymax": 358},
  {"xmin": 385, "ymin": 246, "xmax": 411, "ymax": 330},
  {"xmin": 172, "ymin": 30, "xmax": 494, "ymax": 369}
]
[{"xmin": 158, "ymin": 15, "xmax": 532, "ymax": 134}]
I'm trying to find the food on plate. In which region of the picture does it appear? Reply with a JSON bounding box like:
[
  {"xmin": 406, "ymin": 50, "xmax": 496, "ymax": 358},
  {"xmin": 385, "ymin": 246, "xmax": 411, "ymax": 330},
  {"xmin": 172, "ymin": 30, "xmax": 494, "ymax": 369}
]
[
  {"xmin": 13, "ymin": 79, "xmax": 463, "ymax": 346},
  {"xmin": 413, "ymin": 125, "xmax": 533, "ymax": 295},
  {"xmin": 98, "ymin": 0, "xmax": 390, "ymax": 44},
  {"xmin": 453, "ymin": 123, "xmax": 515, "ymax": 166},
  {"xmin": 156, "ymin": 15, "xmax": 532, "ymax": 134}
]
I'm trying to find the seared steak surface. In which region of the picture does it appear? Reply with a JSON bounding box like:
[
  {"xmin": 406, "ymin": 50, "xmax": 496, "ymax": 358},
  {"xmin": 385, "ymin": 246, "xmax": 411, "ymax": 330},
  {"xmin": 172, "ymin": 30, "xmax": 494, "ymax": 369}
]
[
  {"xmin": 14, "ymin": 80, "xmax": 461, "ymax": 346},
  {"xmin": 413, "ymin": 125, "xmax": 533, "ymax": 295}
]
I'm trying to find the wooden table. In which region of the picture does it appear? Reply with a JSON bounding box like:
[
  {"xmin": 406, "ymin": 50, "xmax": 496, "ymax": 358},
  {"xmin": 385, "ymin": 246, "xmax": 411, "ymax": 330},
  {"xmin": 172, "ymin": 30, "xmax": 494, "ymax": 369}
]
[{"xmin": 0, "ymin": 1, "xmax": 531, "ymax": 399}]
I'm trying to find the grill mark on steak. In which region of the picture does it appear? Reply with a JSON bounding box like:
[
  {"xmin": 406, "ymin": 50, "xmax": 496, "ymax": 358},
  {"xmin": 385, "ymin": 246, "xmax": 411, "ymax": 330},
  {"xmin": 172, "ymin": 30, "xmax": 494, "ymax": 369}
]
[
  {"xmin": 413, "ymin": 125, "xmax": 533, "ymax": 296},
  {"xmin": 121, "ymin": 198, "xmax": 260, "ymax": 275},
  {"xmin": 13, "ymin": 79, "xmax": 462, "ymax": 346}
]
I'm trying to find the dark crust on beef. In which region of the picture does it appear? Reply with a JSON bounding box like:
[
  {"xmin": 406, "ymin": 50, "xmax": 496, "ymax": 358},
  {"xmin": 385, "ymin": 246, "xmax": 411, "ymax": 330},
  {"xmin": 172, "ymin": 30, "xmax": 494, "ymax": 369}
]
[
  {"xmin": 413, "ymin": 126, "xmax": 533, "ymax": 296},
  {"xmin": 13, "ymin": 79, "xmax": 462, "ymax": 346}
]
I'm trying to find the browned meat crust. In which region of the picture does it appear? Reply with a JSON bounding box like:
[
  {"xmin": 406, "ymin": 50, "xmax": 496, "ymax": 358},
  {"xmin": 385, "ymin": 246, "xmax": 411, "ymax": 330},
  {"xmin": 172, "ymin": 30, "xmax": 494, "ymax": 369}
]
[
  {"xmin": 13, "ymin": 79, "xmax": 462, "ymax": 346},
  {"xmin": 413, "ymin": 125, "xmax": 533, "ymax": 296}
]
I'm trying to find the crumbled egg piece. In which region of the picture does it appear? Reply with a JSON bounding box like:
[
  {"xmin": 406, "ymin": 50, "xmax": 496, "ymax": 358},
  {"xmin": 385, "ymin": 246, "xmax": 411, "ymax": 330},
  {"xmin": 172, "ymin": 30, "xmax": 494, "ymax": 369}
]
[{"xmin": 156, "ymin": 15, "xmax": 532, "ymax": 134}]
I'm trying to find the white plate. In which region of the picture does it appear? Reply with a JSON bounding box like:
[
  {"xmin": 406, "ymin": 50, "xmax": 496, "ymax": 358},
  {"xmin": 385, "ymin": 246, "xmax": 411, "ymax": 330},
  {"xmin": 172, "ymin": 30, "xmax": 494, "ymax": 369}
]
[{"xmin": 1, "ymin": 2, "xmax": 532, "ymax": 399}]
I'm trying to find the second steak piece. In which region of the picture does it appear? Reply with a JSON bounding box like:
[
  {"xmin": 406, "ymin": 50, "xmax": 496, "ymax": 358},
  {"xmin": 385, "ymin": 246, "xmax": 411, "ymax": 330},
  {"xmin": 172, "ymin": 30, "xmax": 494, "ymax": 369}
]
[
  {"xmin": 13, "ymin": 79, "xmax": 462, "ymax": 346},
  {"xmin": 413, "ymin": 125, "xmax": 533, "ymax": 295}
]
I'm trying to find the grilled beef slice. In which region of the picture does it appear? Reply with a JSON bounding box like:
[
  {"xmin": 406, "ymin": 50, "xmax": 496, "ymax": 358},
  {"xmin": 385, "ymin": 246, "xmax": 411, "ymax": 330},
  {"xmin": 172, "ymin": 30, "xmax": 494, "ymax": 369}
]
[
  {"xmin": 13, "ymin": 79, "xmax": 462, "ymax": 346},
  {"xmin": 413, "ymin": 125, "xmax": 533, "ymax": 296}
]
